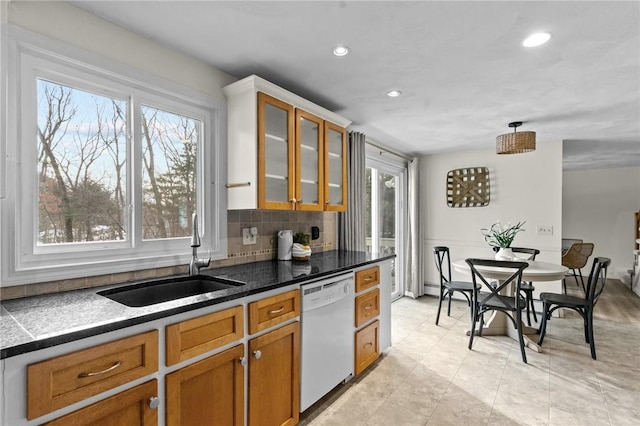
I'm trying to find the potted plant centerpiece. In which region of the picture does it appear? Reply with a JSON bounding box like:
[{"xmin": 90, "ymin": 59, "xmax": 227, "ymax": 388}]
[
  {"xmin": 292, "ymin": 232, "xmax": 312, "ymax": 261},
  {"xmin": 481, "ymin": 221, "xmax": 526, "ymax": 260}
]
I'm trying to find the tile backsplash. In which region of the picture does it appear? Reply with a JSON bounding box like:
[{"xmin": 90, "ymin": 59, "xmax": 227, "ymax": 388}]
[
  {"xmin": 219, "ymin": 210, "xmax": 337, "ymax": 266},
  {"xmin": 0, "ymin": 210, "xmax": 337, "ymax": 300}
]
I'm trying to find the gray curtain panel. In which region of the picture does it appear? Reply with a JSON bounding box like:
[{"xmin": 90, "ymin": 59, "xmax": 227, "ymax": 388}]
[
  {"xmin": 338, "ymin": 131, "xmax": 366, "ymax": 252},
  {"xmin": 404, "ymin": 157, "xmax": 424, "ymax": 298}
]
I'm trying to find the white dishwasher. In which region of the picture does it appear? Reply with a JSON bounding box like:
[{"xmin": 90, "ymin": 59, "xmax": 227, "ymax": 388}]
[{"xmin": 300, "ymin": 273, "xmax": 355, "ymax": 412}]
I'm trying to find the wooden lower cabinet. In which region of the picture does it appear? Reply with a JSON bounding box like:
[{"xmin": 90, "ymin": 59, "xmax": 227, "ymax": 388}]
[
  {"xmin": 354, "ymin": 320, "xmax": 379, "ymax": 376},
  {"xmin": 166, "ymin": 344, "xmax": 244, "ymax": 426},
  {"xmin": 41, "ymin": 380, "xmax": 158, "ymax": 426},
  {"xmin": 27, "ymin": 330, "xmax": 159, "ymax": 420},
  {"xmin": 248, "ymin": 321, "xmax": 300, "ymax": 426}
]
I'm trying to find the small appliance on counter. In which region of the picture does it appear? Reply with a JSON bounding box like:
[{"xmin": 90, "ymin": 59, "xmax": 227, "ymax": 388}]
[{"xmin": 277, "ymin": 230, "xmax": 293, "ymax": 260}]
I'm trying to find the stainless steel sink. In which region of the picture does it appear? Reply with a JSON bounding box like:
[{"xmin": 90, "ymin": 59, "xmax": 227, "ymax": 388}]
[{"xmin": 98, "ymin": 275, "xmax": 246, "ymax": 307}]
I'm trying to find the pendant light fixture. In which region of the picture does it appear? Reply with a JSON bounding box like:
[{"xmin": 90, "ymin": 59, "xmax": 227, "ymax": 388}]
[{"xmin": 496, "ymin": 121, "xmax": 536, "ymax": 154}]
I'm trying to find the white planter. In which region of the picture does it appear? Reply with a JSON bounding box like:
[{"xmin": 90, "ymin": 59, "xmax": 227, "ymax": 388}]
[{"xmin": 495, "ymin": 247, "xmax": 515, "ymax": 261}]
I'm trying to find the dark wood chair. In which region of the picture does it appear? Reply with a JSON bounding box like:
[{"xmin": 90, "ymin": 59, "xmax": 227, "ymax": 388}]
[
  {"xmin": 492, "ymin": 247, "xmax": 540, "ymax": 326},
  {"xmin": 538, "ymin": 257, "xmax": 610, "ymax": 360},
  {"xmin": 561, "ymin": 242, "xmax": 594, "ymax": 293},
  {"xmin": 433, "ymin": 246, "xmax": 479, "ymax": 325},
  {"xmin": 466, "ymin": 258, "xmax": 529, "ymax": 363}
]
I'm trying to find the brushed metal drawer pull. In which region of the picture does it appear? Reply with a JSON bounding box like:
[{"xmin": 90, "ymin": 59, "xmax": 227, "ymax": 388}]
[
  {"xmin": 77, "ymin": 360, "xmax": 122, "ymax": 378},
  {"xmin": 363, "ymin": 343, "xmax": 373, "ymax": 349},
  {"xmin": 364, "ymin": 305, "xmax": 373, "ymax": 310},
  {"xmin": 268, "ymin": 306, "xmax": 285, "ymax": 315},
  {"xmin": 364, "ymin": 276, "xmax": 374, "ymax": 282}
]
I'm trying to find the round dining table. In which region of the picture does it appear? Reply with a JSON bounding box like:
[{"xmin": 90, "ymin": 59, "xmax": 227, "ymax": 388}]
[{"xmin": 451, "ymin": 258, "xmax": 568, "ymax": 352}]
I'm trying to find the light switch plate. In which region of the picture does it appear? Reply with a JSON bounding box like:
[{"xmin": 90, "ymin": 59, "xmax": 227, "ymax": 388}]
[{"xmin": 536, "ymin": 225, "xmax": 553, "ymax": 236}]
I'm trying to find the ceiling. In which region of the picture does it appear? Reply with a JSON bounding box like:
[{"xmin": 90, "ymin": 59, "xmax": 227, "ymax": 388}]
[{"xmin": 69, "ymin": 1, "xmax": 640, "ymax": 170}]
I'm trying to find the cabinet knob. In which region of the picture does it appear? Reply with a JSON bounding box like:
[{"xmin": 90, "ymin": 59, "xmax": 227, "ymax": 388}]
[
  {"xmin": 239, "ymin": 356, "xmax": 247, "ymax": 366},
  {"xmin": 148, "ymin": 396, "xmax": 160, "ymax": 410},
  {"xmin": 253, "ymin": 350, "xmax": 262, "ymax": 360}
]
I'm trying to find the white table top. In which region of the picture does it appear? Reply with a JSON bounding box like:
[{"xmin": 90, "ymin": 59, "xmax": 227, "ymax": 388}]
[{"xmin": 451, "ymin": 258, "xmax": 568, "ymax": 282}]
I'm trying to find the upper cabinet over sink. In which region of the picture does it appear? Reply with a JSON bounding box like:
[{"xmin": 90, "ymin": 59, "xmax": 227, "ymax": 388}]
[{"xmin": 223, "ymin": 75, "xmax": 351, "ymax": 211}]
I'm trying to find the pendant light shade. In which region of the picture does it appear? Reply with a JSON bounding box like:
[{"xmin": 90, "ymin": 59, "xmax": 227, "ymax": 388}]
[{"xmin": 496, "ymin": 122, "xmax": 536, "ymax": 154}]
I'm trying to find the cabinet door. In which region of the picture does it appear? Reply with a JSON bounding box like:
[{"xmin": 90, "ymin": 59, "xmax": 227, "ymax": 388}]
[
  {"xmin": 42, "ymin": 380, "xmax": 158, "ymax": 426},
  {"xmin": 166, "ymin": 344, "xmax": 244, "ymax": 426},
  {"xmin": 295, "ymin": 109, "xmax": 324, "ymax": 211},
  {"xmin": 249, "ymin": 322, "xmax": 300, "ymax": 426},
  {"xmin": 258, "ymin": 92, "xmax": 295, "ymax": 210},
  {"xmin": 323, "ymin": 121, "xmax": 347, "ymax": 211}
]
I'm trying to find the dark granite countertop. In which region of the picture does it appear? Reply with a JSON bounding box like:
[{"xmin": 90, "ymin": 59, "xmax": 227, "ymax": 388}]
[{"xmin": 0, "ymin": 250, "xmax": 394, "ymax": 359}]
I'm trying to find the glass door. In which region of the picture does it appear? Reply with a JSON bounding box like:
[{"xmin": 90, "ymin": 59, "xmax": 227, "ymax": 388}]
[
  {"xmin": 295, "ymin": 109, "xmax": 323, "ymax": 211},
  {"xmin": 258, "ymin": 92, "xmax": 294, "ymax": 210},
  {"xmin": 323, "ymin": 122, "xmax": 347, "ymax": 211},
  {"xmin": 366, "ymin": 158, "xmax": 406, "ymax": 300}
]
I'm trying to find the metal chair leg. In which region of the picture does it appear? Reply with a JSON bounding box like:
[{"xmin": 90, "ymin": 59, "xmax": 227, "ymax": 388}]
[
  {"xmin": 516, "ymin": 305, "xmax": 527, "ymax": 363},
  {"xmin": 435, "ymin": 289, "xmax": 445, "ymax": 325},
  {"xmin": 538, "ymin": 303, "xmax": 549, "ymax": 345}
]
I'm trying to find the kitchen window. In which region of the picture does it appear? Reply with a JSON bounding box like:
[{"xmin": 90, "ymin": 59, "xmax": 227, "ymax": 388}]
[{"xmin": 2, "ymin": 30, "xmax": 227, "ymax": 285}]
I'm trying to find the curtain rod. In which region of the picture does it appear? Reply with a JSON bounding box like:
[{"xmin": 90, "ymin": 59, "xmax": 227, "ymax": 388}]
[{"xmin": 366, "ymin": 140, "xmax": 412, "ymax": 161}]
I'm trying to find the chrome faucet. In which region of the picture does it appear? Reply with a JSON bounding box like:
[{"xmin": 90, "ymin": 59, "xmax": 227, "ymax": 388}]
[{"xmin": 189, "ymin": 213, "xmax": 210, "ymax": 275}]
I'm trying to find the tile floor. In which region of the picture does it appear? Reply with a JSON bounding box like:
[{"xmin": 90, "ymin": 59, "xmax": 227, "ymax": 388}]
[{"xmin": 300, "ymin": 296, "xmax": 640, "ymax": 425}]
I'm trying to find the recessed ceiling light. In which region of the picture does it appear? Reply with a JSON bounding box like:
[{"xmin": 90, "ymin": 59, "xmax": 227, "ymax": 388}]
[
  {"xmin": 387, "ymin": 90, "xmax": 402, "ymax": 97},
  {"xmin": 333, "ymin": 46, "xmax": 350, "ymax": 57},
  {"xmin": 522, "ymin": 32, "xmax": 551, "ymax": 47}
]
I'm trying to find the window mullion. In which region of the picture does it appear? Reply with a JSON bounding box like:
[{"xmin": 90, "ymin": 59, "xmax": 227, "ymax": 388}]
[{"xmin": 130, "ymin": 96, "xmax": 143, "ymax": 248}]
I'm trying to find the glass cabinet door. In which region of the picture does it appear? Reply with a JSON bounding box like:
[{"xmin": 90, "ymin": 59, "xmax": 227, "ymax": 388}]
[
  {"xmin": 258, "ymin": 92, "xmax": 295, "ymax": 210},
  {"xmin": 295, "ymin": 109, "xmax": 324, "ymax": 211},
  {"xmin": 323, "ymin": 122, "xmax": 347, "ymax": 211}
]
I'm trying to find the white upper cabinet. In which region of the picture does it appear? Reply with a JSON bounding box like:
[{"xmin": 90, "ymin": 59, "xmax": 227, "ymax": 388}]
[{"xmin": 223, "ymin": 75, "xmax": 351, "ymax": 211}]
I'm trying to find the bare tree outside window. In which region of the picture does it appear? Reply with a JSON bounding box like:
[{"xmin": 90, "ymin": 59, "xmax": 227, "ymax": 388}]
[
  {"xmin": 37, "ymin": 79, "xmax": 127, "ymax": 244},
  {"xmin": 36, "ymin": 79, "xmax": 200, "ymax": 246},
  {"xmin": 141, "ymin": 106, "xmax": 199, "ymax": 240}
]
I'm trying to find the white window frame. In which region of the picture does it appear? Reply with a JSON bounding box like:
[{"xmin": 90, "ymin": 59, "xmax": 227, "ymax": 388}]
[{"xmin": 2, "ymin": 27, "xmax": 227, "ymax": 286}]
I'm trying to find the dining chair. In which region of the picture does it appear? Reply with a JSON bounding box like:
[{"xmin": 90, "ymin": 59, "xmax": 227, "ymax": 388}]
[
  {"xmin": 433, "ymin": 246, "xmax": 479, "ymax": 326},
  {"xmin": 537, "ymin": 257, "xmax": 610, "ymax": 359},
  {"xmin": 492, "ymin": 247, "xmax": 541, "ymax": 326},
  {"xmin": 561, "ymin": 238, "xmax": 583, "ymax": 255},
  {"xmin": 466, "ymin": 258, "xmax": 529, "ymax": 363},
  {"xmin": 561, "ymin": 242, "xmax": 594, "ymax": 293}
]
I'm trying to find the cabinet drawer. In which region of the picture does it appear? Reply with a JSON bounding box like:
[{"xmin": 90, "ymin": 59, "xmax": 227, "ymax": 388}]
[
  {"xmin": 41, "ymin": 380, "xmax": 158, "ymax": 426},
  {"xmin": 355, "ymin": 266, "xmax": 380, "ymax": 293},
  {"xmin": 27, "ymin": 330, "xmax": 158, "ymax": 420},
  {"xmin": 355, "ymin": 288, "xmax": 380, "ymax": 327},
  {"xmin": 354, "ymin": 320, "xmax": 379, "ymax": 376},
  {"xmin": 166, "ymin": 305, "xmax": 244, "ymax": 366},
  {"xmin": 248, "ymin": 289, "xmax": 300, "ymax": 335}
]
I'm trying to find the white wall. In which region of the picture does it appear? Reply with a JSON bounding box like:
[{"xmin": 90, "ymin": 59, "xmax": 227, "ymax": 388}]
[
  {"xmin": 562, "ymin": 166, "xmax": 640, "ymax": 282},
  {"xmin": 421, "ymin": 141, "xmax": 564, "ymax": 296},
  {"xmin": 7, "ymin": 1, "xmax": 235, "ymax": 98}
]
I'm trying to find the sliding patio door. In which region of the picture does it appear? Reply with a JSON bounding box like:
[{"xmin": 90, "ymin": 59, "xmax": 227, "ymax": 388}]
[{"xmin": 366, "ymin": 157, "xmax": 406, "ymax": 300}]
